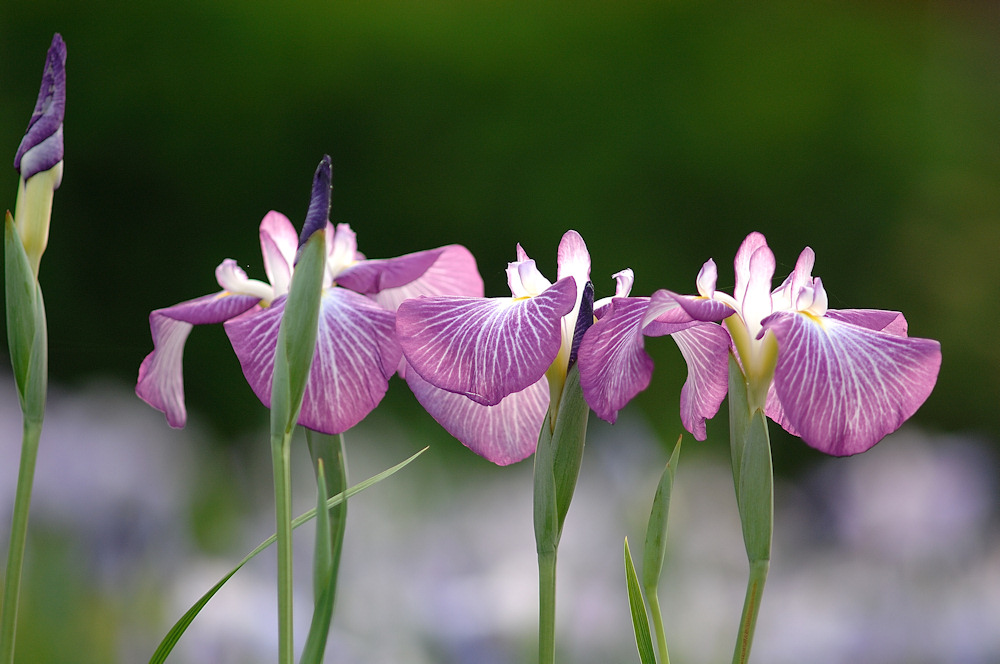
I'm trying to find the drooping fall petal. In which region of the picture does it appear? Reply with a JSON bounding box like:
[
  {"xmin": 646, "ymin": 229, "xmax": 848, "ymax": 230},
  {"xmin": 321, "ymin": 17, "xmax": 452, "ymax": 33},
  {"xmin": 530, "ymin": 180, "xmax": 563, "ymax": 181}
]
[
  {"xmin": 577, "ymin": 290, "xmax": 731, "ymax": 436},
  {"xmin": 225, "ymin": 287, "xmax": 401, "ymax": 434},
  {"xmin": 671, "ymin": 323, "xmax": 733, "ymax": 440},
  {"xmin": 367, "ymin": 245, "xmax": 483, "ymax": 313},
  {"xmin": 136, "ymin": 293, "xmax": 261, "ymax": 428},
  {"xmin": 397, "ymin": 277, "xmax": 577, "ymax": 406},
  {"xmin": 407, "ymin": 368, "xmax": 548, "ymax": 465},
  {"xmin": 760, "ymin": 311, "xmax": 942, "ymax": 455}
]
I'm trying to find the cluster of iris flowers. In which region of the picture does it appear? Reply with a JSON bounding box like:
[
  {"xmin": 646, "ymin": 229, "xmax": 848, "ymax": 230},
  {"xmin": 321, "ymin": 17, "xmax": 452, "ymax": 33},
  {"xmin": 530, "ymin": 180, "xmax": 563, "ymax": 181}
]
[{"xmin": 4, "ymin": 33, "xmax": 942, "ymax": 664}]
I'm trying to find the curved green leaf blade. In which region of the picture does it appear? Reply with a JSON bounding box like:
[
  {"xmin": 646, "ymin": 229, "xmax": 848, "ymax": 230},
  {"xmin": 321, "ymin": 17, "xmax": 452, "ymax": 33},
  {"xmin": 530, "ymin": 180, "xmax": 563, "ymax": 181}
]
[
  {"xmin": 624, "ymin": 538, "xmax": 656, "ymax": 664},
  {"xmin": 148, "ymin": 446, "xmax": 427, "ymax": 664}
]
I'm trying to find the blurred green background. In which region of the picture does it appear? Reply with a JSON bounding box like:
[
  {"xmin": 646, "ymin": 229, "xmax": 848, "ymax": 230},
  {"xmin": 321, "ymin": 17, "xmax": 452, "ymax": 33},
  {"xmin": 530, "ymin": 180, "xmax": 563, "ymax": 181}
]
[
  {"xmin": 3, "ymin": 2, "xmax": 1000, "ymax": 663},
  {"xmin": 3, "ymin": 1, "xmax": 998, "ymax": 457}
]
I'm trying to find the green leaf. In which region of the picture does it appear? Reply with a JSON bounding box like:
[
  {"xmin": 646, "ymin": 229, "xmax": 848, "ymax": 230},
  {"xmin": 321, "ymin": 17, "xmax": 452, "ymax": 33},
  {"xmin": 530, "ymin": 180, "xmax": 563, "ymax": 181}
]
[
  {"xmin": 534, "ymin": 364, "xmax": 590, "ymax": 547},
  {"xmin": 737, "ymin": 410, "xmax": 772, "ymax": 564},
  {"xmin": 727, "ymin": 353, "xmax": 750, "ymax": 492},
  {"xmin": 624, "ymin": 538, "xmax": 657, "ymax": 664},
  {"xmin": 148, "ymin": 446, "xmax": 427, "ymax": 664},
  {"xmin": 270, "ymin": 230, "xmax": 325, "ymax": 440},
  {"xmin": 726, "ymin": 353, "xmax": 773, "ymax": 564},
  {"xmin": 299, "ymin": 431, "xmax": 348, "ymax": 664},
  {"xmin": 641, "ymin": 435, "xmax": 681, "ymax": 592},
  {"xmin": 5, "ymin": 213, "xmax": 47, "ymax": 421}
]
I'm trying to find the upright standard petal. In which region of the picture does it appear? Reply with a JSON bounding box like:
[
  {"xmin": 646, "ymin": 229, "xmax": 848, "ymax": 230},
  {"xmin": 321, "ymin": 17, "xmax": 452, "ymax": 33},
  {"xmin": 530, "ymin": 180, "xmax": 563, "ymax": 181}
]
[
  {"xmin": 14, "ymin": 34, "xmax": 66, "ymax": 181},
  {"xmin": 225, "ymin": 287, "xmax": 401, "ymax": 434},
  {"xmin": 406, "ymin": 369, "xmax": 548, "ymax": 465},
  {"xmin": 397, "ymin": 277, "xmax": 578, "ymax": 406},
  {"xmin": 760, "ymin": 311, "xmax": 942, "ymax": 455},
  {"xmin": 259, "ymin": 211, "xmax": 298, "ymax": 297},
  {"xmin": 136, "ymin": 292, "xmax": 261, "ymax": 428}
]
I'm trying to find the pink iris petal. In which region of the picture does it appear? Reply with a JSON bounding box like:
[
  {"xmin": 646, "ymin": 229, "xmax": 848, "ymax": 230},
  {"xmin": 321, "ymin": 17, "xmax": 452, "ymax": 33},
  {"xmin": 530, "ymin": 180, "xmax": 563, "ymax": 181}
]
[
  {"xmin": 646, "ymin": 289, "xmax": 734, "ymax": 327},
  {"xmin": 370, "ymin": 245, "xmax": 483, "ymax": 313},
  {"xmin": 825, "ymin": 308, "xmax": 908, "ymax": 336},
  {"xmin": 760, "ymin": 311, "xmax": 942, "ymax": 456},
  {"xmin": 396, "ymin": 277, "xmax": 577, "ymax": 406},
  {"xmin": 577, "ymin": 291, "xmax": 731, "ymax": 437},
  {"xmin": 335, "ymin": 248, "xmax": 441, "ymax": 295},
  {"xmin": 733, "ymin": 232, "xmax": 769, "ymax": 306},
  {"xmin": 406, "ymin": 368, "xmax": 548, "ymax": 466},
  {"xmin": 367, "ymin": 244, "xmax": 484, "ymax": 378},
  {"xmin": 578, "ymin": 297, "xmax": 655, "ymax": 423},
  {"xmin": 763, "ymin": 383, "xmax": 802, "ymax": 438},
  {"xmin": 557, "ymin": 230, "xmax": 591, "ymax": 285},
  {"xmin": 225, "ymin": 288, "xmax": 401, "ymax": 434},
  {"xmin": 671, "ymin": 323, "xmax": 734, "ymax": 440},
  {"xmin": 741, "ymin": 243, "xmax": 776, "ymax": 336},
  {"xmin": 136, "ymin": 292, "xmax": 261, "ymax": 428},
  {"xmin": 259, "ymin": 211, "xmax": 298, "ymax": 296}
]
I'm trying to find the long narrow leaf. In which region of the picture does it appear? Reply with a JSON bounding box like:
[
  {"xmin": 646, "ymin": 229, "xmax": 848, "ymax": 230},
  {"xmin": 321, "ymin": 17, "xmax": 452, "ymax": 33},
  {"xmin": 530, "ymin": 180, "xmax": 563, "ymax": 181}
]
[
  {"xmin": 148, "ymin": 446, "xmax": 427, "ymax": 664},
  {"xmin": 624, "ymin": 538, "xmax": 656, "ymax": 664},
  {"xmin": 642, "ymin": 435, "xmax": 681, "ymax": 591}
]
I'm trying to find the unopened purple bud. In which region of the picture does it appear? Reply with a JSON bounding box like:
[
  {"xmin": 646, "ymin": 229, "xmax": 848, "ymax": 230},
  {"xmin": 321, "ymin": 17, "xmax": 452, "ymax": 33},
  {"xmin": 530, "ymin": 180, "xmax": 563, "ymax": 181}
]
[
  {"xmin": 14, "ymin": 34, "xmax": 66, "ymax": 182},
  {"xmin": 298, "ymin": 155, "xmax": 332, "ymax": 247}
]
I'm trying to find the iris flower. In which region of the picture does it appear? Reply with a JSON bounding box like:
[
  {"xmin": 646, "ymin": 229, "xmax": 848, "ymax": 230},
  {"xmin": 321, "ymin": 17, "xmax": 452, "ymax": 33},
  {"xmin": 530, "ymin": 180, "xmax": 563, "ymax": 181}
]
[
  {"xmin": 396, "ymin": 231, "xmax": 589, "ymax": 465},
  {"xmin": 398, "ymin": 230, "xmax": 730, "ymax": 464},
  {"xmin": 136, "ymin": 157, "xmax": 481, "ymax": 434},
  {"xmin": 583, "ymin": 231, "xmax": 942, "ymax": 456}
]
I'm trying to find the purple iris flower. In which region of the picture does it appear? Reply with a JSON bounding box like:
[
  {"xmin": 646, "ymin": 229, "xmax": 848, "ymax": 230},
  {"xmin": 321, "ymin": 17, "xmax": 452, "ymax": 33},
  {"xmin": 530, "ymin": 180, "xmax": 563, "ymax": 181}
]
[
  {"xmin": 583, "ymin": 231, "xmax": 942, "ymax": 456},
  {"xmin": 136, "ymin": 158, "xmax": 482, "ymax": 434},
  {"xmin": 396, "ymin": 231, "xmax": 590, "ymax": 465}
]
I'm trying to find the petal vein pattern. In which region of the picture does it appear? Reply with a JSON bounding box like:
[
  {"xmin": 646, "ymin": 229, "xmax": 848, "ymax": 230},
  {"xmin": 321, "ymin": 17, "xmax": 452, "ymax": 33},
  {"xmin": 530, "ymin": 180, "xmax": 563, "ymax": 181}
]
[
  {"xmin": 578, "ymin": 297, "xmax": 653, "ymax": 424},
  {"xmin": 397, "ymin": 277, "xmax": 577, "ymax": 406},
  {"xmin": 762, "ymin": 312, "xmax": 941, "ymax": 455},
  {"xmin": 136, "ymin": 293, "xmax": 261, "ymax": 428},
  {"xmin": 225, "ymin": 289, "xmax": 401, "ymax": 434},
  {"xmin": 406, "ymin": 369, "xmax": 548, "ymax": 465}
]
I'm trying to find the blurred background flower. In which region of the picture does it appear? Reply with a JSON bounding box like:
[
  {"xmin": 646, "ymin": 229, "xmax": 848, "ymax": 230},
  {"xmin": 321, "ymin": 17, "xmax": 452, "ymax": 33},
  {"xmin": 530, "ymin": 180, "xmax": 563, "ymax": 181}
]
[
  {"xmin": 2, "ymin": 1, "xmax": 998, "ymax": 661},
  {"xmin": 1, "ymin": 375, "xmax": 997, "ymax": 662}
]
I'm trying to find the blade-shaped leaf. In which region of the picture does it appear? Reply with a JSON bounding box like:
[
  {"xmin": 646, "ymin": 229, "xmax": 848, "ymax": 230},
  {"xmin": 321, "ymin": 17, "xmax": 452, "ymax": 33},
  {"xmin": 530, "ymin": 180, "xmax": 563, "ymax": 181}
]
[
  {"xmin": 624, "ymin": 538, "xmax": 656, "ymax": 664},
  {"xmin": 299, "ymin": 431, "xmax": 348, "ymax": 664},
  {"xmin": 642, "ymin": 435, "xmax": 681, "ymax": 592},
  {"xmin": 5, "ymin": 213, "xmax": 47, "ymax": 421},
  {"xmin": 270, "ymin": 229, "xmax": 325, "ymax": 439},
  {"xmin": 148, "ymin": 446, "xmax": 426, "ymax": 664}
]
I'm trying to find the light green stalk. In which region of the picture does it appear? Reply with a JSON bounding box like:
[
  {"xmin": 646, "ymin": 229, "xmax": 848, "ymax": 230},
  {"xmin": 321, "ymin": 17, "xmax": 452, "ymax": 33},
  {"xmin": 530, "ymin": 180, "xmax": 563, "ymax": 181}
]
[
  {"xmin": 726, "ymin": 353, "xmax": 774, "ymax": 664},
  {"xmin": 533, "ymin": 364, "xmax": 589, "ymax": 664},
  {"xmin": 1, "ymin": 210, "xmax": 50, "ymax": 664},
  {"xmin": 268, "ymin": 230, "xmax": 326, "ymax": 664}
]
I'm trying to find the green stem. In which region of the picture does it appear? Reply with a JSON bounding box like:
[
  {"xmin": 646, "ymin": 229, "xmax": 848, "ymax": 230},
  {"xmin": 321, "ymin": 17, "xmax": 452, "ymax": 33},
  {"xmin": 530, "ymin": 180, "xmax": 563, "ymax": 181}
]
[
  {"xmin": 0, "ymin": 417, "xmax": 42, "ymax": 664},
  {"xmin": 732, "ymin": 559, "xmax": 769, "ymax": 664},
  {"xmin": 537, "ymin": 548, "xmax": 557, "ymax": 664},
  {"xmin": 646, "ymin": 590, "xmax": 670, "ymax": 664},
  {"xmin": 271, "ymin": 431, "xmax": 294, "ymax": 664}
]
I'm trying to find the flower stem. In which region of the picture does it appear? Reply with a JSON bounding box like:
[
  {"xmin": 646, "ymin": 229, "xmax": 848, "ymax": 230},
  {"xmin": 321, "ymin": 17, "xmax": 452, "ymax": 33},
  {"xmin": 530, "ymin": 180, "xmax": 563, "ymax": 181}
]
[
  {"xmin": 0, "ymin": 417, "xmax": 42, "ymax": 664},
  {"xmin": 732, "ymin": 559, "xmax": 769, "ymax": 664},
  {"xmin": 537, "ymin": 548, "xmax": 558, "ymax": 664},
  {"xmin": 647, "ymin": 590, "xmax": 670, "ymax": 664},
  {"xmin": 271, "ymin": 431, "xmax": 294, "ymax": 664}
]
